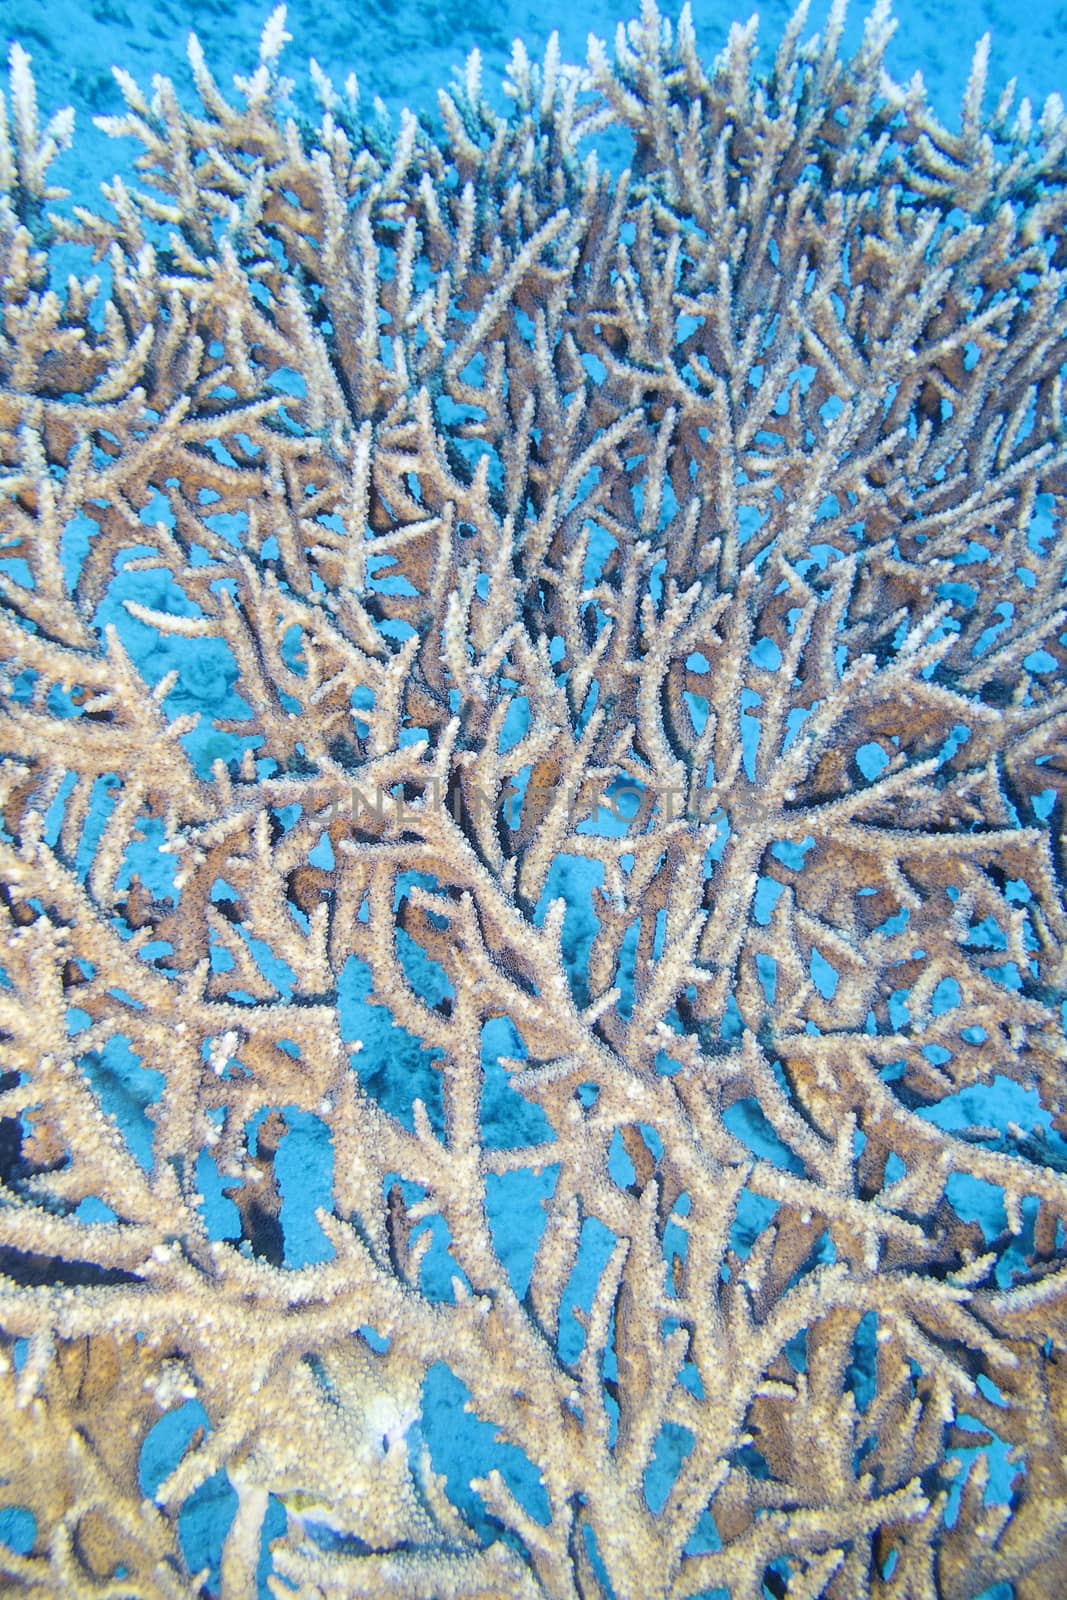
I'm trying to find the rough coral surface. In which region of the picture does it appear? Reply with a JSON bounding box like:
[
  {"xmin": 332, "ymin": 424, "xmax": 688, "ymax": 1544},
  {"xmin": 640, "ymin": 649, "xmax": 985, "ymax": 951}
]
[{"xmin": 1, "ymin": 3, "xmax": 1066, "ymax": 1595}]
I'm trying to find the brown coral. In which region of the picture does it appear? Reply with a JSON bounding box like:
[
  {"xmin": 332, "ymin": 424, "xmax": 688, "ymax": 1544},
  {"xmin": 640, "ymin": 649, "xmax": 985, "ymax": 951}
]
[{"xmin": 1, "ymin": 3, "xmax": 1066, "ymax": 1595}]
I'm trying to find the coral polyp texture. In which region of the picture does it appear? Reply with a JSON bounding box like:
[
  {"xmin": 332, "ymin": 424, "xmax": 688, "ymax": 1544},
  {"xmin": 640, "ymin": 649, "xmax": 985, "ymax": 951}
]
[{"xmin": 1, "ymin": 1, "xmax": 1066, "ymax": 1594}]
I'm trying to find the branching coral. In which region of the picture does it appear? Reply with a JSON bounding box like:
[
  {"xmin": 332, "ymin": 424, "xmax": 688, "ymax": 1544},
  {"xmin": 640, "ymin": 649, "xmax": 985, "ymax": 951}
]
[{"xmin": 1, "ymin": 2, "xmax": 1066, "ymax": 1595}]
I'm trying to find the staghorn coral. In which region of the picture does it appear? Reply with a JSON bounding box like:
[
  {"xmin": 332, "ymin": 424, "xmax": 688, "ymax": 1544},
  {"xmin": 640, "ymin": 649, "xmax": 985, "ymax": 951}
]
[{"xmin": 1, "ymin": 1, "xmax": 1066, "ymax": 1594}]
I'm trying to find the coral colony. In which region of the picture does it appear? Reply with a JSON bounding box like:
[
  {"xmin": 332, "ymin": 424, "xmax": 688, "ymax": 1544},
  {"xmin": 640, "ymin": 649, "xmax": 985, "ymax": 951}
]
[{"xmin": 1, "ymin": 2, "xmax": 1066, "ymax": 1594}]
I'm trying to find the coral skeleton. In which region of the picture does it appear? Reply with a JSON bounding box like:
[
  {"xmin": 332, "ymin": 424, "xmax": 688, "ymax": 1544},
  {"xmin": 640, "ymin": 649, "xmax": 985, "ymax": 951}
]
[{"xmin": 1, "ymin": 2, "xmax": 1066, "ymax": 1594}]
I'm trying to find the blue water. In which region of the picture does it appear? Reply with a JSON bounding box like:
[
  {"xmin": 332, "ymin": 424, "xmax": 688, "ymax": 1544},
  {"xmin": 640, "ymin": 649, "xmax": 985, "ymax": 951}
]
[{"xmin": 6, "ymin": 0, "xmax": 1065, "ymax": 206}]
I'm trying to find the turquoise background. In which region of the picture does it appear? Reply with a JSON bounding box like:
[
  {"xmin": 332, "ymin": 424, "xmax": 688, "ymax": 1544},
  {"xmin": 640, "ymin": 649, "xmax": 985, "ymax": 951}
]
[{"xmin": 5, "ymin": 0, "xmax": 1066, "ymax": 203}]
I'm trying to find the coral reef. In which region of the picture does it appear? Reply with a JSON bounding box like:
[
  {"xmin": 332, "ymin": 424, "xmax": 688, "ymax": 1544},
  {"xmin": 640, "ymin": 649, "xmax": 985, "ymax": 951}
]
[{"xmin": 1, "ymin": 2, "xmax": 1066, "ymax": 1594}]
